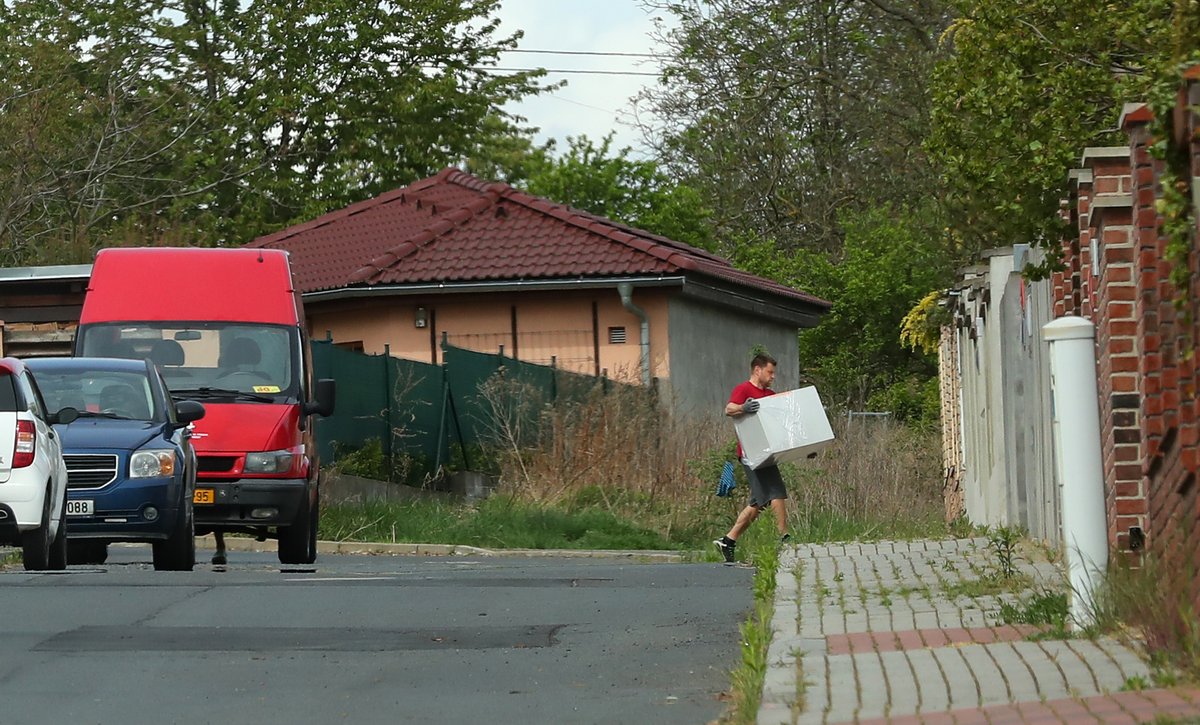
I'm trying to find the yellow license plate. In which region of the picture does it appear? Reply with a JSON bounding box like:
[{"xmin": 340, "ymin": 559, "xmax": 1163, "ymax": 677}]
[{"xmin": 193, "ymin": 488, "xmax": 214, "ymax": 504}]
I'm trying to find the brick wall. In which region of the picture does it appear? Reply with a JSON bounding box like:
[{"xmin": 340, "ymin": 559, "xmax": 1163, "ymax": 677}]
[{"xmin": 1070, "ymin": 71, "xmax": 1200, "ymax": 609}]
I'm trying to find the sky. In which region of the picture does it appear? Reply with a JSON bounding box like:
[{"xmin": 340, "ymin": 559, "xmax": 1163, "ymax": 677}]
[{"xmin": 491, "ymin": 0, "xmax": 671, "ymax": 157}]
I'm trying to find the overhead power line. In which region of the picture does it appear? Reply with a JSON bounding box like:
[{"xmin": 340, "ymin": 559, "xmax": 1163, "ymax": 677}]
[
  {"xmin": 484, "ymin": 66, "xmax": 661, "ymax": 77},
  {"xmin": 502, "ymin": 49, "xmax": 664, "ymax": 59}
]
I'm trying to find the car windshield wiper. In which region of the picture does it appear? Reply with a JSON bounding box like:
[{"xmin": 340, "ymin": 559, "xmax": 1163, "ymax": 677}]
[
  {"xmin": 173, "ymin": 387, "xmax": 275, "ymax": 403},
  {"xmin": 74, "ymin": 411, "xmax": 128, "ymax": 420}
]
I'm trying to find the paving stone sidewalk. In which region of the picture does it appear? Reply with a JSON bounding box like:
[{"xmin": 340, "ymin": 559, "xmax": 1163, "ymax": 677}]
[{"xmin": 758, "ymin": 538, "xmax": 1200, "ymax": 724}]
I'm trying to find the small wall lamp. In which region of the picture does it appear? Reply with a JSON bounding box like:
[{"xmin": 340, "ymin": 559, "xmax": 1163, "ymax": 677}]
[{"xmin": 414, "ymin": 306, "xmax": 428, "ymax": 329}]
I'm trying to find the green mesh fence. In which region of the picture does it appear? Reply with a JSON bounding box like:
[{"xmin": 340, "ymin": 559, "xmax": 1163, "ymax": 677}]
[{"xmin": 312, "ymin": 338, "xmax": 632, "ymax": 479}]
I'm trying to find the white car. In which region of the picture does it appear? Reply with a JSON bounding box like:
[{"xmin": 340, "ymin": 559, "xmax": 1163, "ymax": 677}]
[{"xmin": 0, "ymin": 357, "xmax": 77, "ymax": 570}]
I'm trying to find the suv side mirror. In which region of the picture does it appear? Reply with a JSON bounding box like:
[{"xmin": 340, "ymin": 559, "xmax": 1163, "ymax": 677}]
[
  {"xmin": 51, "ymin": 407, "xmax": 79, "ymax": 425},
  {"xmin": 303, "ymin": 378, "xmax": 336, "ymax": 417},
  {"xmin": 175, "ymin": 399, "xmax": 206, "ymax": 425}
]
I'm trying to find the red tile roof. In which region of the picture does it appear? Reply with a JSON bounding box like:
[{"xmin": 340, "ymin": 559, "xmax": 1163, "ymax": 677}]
[{"xmin": 250, "ymin": 168, "xmax": 830, "ymax": 309}]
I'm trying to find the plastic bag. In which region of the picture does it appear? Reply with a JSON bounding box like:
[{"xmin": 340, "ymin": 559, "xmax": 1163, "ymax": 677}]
[{"xmin": 716, "ymin": 461, "xmax": 736, "ymax": 497}]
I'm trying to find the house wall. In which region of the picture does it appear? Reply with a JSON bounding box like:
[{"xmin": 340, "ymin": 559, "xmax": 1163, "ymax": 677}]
[
  {"xmin": 306, "ymin": 287, "xmax": 673, "ymax": 385},
  {"xmin": 666, "ymin": 295, "xmax": 801, "ymax": 421}
]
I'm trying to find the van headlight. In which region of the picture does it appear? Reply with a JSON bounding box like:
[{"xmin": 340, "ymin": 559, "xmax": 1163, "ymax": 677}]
[
  {"xmin": 244, "ymin": 449, "xmax": 295, "ymax": 473},
  {"xmin": 131, "ymin": 450, "xmax": 176, "ymax": 478}
]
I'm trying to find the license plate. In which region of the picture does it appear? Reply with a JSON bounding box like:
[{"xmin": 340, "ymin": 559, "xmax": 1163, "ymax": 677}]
[
  {"xmin": 193, "ymin": 488, "xmax": 214, "ymax": 504},
  {"xmin": 66, "ymin": 500, "xmax": 94, "ymax": 516}
]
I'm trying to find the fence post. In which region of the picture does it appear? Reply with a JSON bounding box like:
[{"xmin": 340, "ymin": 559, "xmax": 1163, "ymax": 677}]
[
  {"xmin": 382, "ymin": 344, "xmax": 394, "ymax": 479},
  {"xmin": 1043, "ymin": 316, "xmax": 1107, "ymax": 627},
  {"xmin": 435, "ymin": 332, "xmax": 449, "ymax": 473},
  {"xmin": 551, "ymin": 355, "xmax": 558, "ymax": 402}
]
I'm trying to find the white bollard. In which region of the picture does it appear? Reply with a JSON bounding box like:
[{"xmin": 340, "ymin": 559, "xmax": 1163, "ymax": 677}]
[{"xmin": 1042, "ymin": 316, "xmax": 1109, "ymax": 627}]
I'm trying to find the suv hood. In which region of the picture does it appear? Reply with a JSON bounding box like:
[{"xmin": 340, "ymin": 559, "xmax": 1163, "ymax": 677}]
[{"xmin": 58, "ymin": 419, "xmax": 162, "ymax": 451}]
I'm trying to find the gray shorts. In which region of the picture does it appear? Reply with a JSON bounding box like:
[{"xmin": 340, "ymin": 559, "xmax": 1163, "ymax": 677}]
[{"xmin": 743, "ymin": 463, "xmax": 787, "ymax": 509}]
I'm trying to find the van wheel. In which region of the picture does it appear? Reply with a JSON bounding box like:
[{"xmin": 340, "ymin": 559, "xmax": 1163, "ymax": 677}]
[
  {"xmin": 153, "ymin": 500, "xmax": 195, "ymax": 571},
  {"xmin": 48, "ymin": 494, "xmax": 68, "ymax": 570},
  {"xmin": 278, "ymin": 494, "xmax": 316, "ymax": 565},
  {"xmin": 21, "ymin": 492, "xmax": 51, "ymax": 571},
  {"xmin": 68, "ymin": 541, "xmax": 108, "ymax": 565}
]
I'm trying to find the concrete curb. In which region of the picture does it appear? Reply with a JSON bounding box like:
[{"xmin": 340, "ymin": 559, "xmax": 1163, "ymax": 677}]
[
  {"xmin": 758, "ymin": 545, "xmax": 801, "ymax": 725},
  {"xmin": 194, "ymin": 535, "xmax": 686, "ymax": 563}
]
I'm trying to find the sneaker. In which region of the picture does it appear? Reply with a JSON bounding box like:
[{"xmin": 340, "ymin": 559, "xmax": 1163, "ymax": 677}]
[{"xmin": 714, "ymin": 537, "xmax": 736, "ymax": 564}]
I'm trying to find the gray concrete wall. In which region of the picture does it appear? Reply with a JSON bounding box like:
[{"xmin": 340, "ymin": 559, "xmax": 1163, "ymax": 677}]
[
  {"xmin": 950, "ymin": 247, "xmax": 1060, "ymax": 544},
  {"xmin": 666, "ymin": 295, "xmax": 801, "ymax": 421}
]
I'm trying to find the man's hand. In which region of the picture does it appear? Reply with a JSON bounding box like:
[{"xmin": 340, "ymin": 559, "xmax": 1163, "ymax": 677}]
[{"xmin": 742, "ymin": 398, "xmax": 760, "ymax": 414}]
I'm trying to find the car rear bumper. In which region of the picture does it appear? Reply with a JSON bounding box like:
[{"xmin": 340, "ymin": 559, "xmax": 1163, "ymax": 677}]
[
  {"xmin": 192, "ymin": 477, "xmax": 308, "ymax": 529},
  {"xmin": 0, "ymin": 503, "xmax": 28, "ymax": 544},
  {"xmin": 0, "ymin": 484, "xmax": 47, "ymax": 531}
]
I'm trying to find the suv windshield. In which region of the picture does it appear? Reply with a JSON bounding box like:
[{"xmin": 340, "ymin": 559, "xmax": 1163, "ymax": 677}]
[
  {"xmin": 78, "ymin": 322, "xmax": 299, "ymax": 401},
  {"xmin": 37, "ymin": 369, "xmax": 158, "ymax": 421}
]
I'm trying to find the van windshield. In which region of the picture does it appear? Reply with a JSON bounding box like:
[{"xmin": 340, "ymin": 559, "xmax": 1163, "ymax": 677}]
[{"xmin": 77, "ymin": 322, "xmax": 299, "ymax": 402}]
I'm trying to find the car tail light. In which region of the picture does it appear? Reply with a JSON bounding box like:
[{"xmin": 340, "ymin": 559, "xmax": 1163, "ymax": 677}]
[{"xmin": 13, "ymin": 419, "xmax": 35, "ymax": 468}]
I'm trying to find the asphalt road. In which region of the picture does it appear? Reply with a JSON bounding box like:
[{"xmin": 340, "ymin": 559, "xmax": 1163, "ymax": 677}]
[{"xmin": 0, "ymin": 545, "xmax": 753, "ymax": 725}]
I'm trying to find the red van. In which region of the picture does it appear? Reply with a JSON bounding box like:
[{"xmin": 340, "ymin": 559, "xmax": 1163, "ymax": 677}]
[{"xmin": 75, "ymin": 248, "xmax": 335, "ymax": 564}]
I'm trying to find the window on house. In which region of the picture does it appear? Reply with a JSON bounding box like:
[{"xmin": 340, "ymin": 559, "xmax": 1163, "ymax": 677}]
[
  {"xmin": 335, "ymin": 340, "xmax": 365, "ymax": 353},
  {"xmin": 608, "ymin": 326, "xmax": 626, "ymax": 344}
]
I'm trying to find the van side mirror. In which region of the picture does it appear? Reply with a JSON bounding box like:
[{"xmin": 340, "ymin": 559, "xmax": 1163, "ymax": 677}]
[
  {"xmin": 175, "ymin": 399, "xmax": 206, "ymax": 425},
  {"xmin": 51, "ymin": 407, "xmax": 79, "ymax": 425},
  {"xmin": 303, "ymin": 378, "xmax": 336, "ymax": 417}
]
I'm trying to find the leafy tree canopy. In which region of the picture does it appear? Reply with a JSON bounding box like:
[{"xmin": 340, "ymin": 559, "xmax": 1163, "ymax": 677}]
[
  {"xmin": 521, "ymin": 134, "xmax": 715, "ymax": 250},
  {"xmin": 0, "ymin": 0, "xmax": 549, "ymax": 262},
  {"xmin": 925, "ymin": 0, "xmax": 1175, "ymax": 269},
  {"xmin": 640, "ymin": 0, "xmax": 949, "ymax": 256},
  {"xmin": 734, "ymin": 203, "xmax": 955, "ymax": 409}
]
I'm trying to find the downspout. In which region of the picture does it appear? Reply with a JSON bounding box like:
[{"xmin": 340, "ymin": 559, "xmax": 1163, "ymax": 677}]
[{"xmin": 616, "ymin": 283, "xmax": 651, "ymax": 386}]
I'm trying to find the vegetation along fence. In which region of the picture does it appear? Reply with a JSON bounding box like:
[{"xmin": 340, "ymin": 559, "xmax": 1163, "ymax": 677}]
[{"xmin": 310, "ymin": 334, "xmax": 638, "ymax": 482}]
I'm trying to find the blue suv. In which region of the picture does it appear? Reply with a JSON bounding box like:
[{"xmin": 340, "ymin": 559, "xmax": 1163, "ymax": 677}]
[{"xmin": 26, "ymin": 357, "xmax": 204, "ymax": 570}]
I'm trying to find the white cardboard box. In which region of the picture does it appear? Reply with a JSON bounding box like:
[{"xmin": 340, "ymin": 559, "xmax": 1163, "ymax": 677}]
[{"xmin": 734, "ymin": 386, "xmax": 835, "ymax": 469}]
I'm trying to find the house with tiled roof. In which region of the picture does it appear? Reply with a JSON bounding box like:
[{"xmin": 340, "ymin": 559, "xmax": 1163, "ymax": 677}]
[{"xmin": 249, "ymin": 168, "xmax": 830, "ymax": 417}]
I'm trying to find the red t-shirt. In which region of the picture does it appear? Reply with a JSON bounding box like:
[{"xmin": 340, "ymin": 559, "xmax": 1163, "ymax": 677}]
[{"xmin": 729, "ymin": 381, "xmax": 774, "ymax": 460}]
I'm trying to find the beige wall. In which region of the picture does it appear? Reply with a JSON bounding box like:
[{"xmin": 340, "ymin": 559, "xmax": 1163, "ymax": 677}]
[{"xmin": 307, "ymin": 287, "xmax": 672, "ymax": 383}]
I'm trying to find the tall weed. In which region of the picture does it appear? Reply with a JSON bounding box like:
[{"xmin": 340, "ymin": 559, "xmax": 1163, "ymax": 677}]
[
  {"xmin": 476, "ymin": 372, "xmax": 945, "ymax": 544},
  {"xmin": 1090, "ymin": 542, "xmax": 1200, "ymax": 681}
]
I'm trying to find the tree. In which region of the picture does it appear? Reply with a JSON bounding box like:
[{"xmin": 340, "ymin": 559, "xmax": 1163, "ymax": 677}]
[
  {"xmin": 0, "ymin": 0, "xmax": 549, "ymax": 262},
  {"xmin": 521, "ymin": 135, "xmax": 715, "ymax": 250},
  {"xmin": 733, "ymin": 203, "xmax": 955, "ymax": 409},
  {"xmin": 638, "ymin": 0, "xmax": 950, "ymax": 256},
  {"xmin": 925, "ymin": 0, "xmax": 1175, "ymax": 268}
]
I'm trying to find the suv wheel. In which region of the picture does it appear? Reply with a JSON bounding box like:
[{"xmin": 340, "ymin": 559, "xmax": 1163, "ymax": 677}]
[
  {"xmin": 21, "ymin": 489, "xmax": 51, "ymax": 571},
  {"xmin": 48, "ymin": 493, "xmax": 67, "ymax": 570},
  {"xmin": 152, "ymin": 499, "xmax": 195, "ymax": 571}
]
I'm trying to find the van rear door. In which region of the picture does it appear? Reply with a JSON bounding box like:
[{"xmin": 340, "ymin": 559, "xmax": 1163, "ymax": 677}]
[{"xmin": 0, "ymin": 373, "xmax": 18, "ymax": 483}]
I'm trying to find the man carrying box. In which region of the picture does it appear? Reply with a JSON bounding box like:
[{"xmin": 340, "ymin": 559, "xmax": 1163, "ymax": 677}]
[{"xmin": 714, "ymin": 352, "xmax": 790, "ymax": 564}]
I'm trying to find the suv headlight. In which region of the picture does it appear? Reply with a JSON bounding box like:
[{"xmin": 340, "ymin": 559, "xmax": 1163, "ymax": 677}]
[
  {"xmin": 131, "ymin": 450, "xmax": 176, "ymax": 478},
  {"xmin": 244, "ymin": 449, "xmax": 296, "ymax": 473}
]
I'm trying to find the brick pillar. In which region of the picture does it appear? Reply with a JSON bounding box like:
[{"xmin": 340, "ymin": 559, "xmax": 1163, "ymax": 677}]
[
  {"xmin": 1121, "ymin": 75, "xmax": 1200, "ymax": 612},
  {"xmin": 1065, "ymin": 170, "xmax": 1092, "ymax": 317},
  {"xmin": 1081, "ymin": 146, "xmax": 1144, "ymax": 552}
]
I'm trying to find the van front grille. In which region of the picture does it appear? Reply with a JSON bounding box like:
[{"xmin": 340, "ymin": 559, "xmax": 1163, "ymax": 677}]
[
  {"xmin": 65, "ymin": 454, "xmax": 118, "ymax": 490},
  {"xmin": 197, "ymin": 456, "xmax": 237, "ymax": 473}
]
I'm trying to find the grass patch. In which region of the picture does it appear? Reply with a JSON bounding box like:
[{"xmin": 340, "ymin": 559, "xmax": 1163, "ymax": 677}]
[
  {"xmin": 724, "ymin": 526, "xmax": 779, "ymax": 724},
  {"xmin": 319, "ymin": 495, "xmax": 694, "ymax": 550},
  {"xmin": 999, "ymin": 588, "xmax": 1070, "ymax": 639},
  {"xmin": 942, "ymin": 572, "xmax": 1034, "ymax": 600}
]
